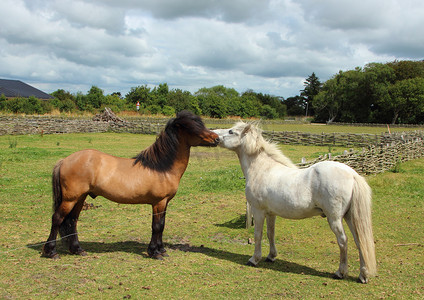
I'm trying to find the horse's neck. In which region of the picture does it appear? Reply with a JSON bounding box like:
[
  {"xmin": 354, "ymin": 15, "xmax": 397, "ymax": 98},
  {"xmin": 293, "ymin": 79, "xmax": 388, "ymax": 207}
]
[
  {"xmin": 237, "ymin": 150, "xmax": 291, "ymax": 181},
  {"xmin": 237, "ymin": 151, "xmax": 264, "ymax": 181},
  {"xmin": 172, "ymin": 143, "xmax": 191, "ymax": 178}
]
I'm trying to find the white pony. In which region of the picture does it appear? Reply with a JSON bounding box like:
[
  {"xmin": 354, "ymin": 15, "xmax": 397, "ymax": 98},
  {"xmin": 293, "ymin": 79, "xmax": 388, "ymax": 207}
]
[{"xmin": 213, "ymin": 122, "xmax": 376, "ymax": 283}]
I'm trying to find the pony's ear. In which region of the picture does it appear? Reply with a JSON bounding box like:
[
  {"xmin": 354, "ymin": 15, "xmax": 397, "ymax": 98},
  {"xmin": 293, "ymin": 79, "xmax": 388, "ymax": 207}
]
[
  {"xmin": 241, "ymin": 123, "xmax": 258, "ymax": 154},
  {"xmin": 241, "ymin": 124, "xmax": 252, "ymax": 136}
]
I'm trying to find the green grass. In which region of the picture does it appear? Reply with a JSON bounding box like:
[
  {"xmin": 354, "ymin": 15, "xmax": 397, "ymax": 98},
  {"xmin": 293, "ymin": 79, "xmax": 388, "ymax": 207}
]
[{"xmin": 0, "ymin": 132, "xmax": 423, "ymax": 299}]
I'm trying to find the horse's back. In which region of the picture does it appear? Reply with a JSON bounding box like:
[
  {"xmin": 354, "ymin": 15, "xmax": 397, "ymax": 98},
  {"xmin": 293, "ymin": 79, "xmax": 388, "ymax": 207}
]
[
  {"xmin": 247, "ymin": 161, "xmax": 358, "ymax": 219},
  {"xmin": 59, "ymin": 149, "xmax": 178, "ymax": 204}
]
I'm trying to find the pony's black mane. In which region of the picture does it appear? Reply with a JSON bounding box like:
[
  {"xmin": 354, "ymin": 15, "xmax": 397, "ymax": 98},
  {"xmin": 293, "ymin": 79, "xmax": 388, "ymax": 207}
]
[{"xmin": 133, "ymin": 110, "xmax": 206, "ymax": 172}]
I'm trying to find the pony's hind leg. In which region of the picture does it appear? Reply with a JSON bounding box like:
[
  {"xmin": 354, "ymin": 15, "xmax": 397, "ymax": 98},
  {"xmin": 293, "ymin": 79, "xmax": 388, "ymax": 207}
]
[
  {"xmin": 265, "ymin": 214, "xmax": 277, "ymax": 262},
  {"xmin": 42, "ymin": 201, "xmax": 76, "ymax": 259},
  {"xmin": 42, "ymin": 212, "xmax": 64, "ymax": 259},
  {"xmin": 344, "ymin": 213, "xmax": 369, "ymax": 283},
  {"xmin": 247, "ymin": 208, "xmax": 265, "ymax": 266},
  {"xmin": 60, "ymin": 196, "xmax": 87, "ymax": 256},
  {"xmin": 327, "ymin": 217, "xmax": 349, "ymax": 279}
]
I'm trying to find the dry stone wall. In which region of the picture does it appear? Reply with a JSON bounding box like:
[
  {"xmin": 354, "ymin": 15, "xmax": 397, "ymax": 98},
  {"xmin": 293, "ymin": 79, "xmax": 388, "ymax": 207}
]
[{"xmin": 0, "ymin": 115, "xmax": 166, "ymax": 136}]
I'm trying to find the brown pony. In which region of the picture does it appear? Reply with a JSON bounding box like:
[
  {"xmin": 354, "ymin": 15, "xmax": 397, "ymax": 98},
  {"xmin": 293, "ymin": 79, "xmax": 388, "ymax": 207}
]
[{"xmin": 42, "ymin": 111, "xmax": 219, "ymax": 260}]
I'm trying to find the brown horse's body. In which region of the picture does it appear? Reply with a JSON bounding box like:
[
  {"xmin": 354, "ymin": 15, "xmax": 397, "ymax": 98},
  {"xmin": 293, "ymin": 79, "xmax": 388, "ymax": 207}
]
[
  {"xmin": 42, "ymin": 111, "xmax": 219, "ymax": 259},
  {"xmin": 60, "ymin": 149, "xmax": 183, "ymax": 204}
]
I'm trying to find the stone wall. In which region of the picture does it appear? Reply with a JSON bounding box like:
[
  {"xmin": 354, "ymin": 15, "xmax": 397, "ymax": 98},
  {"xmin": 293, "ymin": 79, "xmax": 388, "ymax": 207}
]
[{"xmin": 0, "ymin": 115, "xmax": 166, "ymax": 136}]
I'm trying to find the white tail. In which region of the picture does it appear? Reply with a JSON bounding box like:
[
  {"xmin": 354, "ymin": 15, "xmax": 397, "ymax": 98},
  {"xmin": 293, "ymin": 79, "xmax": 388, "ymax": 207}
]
[{"xmin": 350, "ymin": 174, "xmax": 377, "ymax": 277}]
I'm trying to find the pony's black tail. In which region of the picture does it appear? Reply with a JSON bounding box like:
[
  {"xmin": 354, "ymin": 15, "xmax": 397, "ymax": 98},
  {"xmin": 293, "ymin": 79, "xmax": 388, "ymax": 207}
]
[{"xmin": 52, "ymin": 160, "xmax": 64, "ymax": 212}]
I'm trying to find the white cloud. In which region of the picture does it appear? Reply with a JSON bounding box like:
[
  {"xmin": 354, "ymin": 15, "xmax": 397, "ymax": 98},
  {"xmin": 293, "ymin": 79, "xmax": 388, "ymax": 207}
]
[{"xmin": 0, "ymin": 0, "xmax": 423, "ymax": 98}]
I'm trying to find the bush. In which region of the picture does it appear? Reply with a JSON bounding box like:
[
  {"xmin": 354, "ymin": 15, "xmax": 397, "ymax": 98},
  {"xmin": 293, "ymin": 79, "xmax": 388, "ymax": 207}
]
[
  {"xmin": 60, "ymin": 98, "xmax": 77, "ymax": 112},
  {"xmin": 4, "ymin": 96, "xmax": 47, "ymax": 114},
  {"xmin": 162, "ymin": 105, "xmax": 176, "ymax": 116},
  {"xmin": 260, "ymin": 105, "xmax": 278, "ymax": 119},
  {"xmin": 145, "ymin": 104, "xmax": 161, "ymax": 115},
  {"xmin": 0, "ymin": 94, "xmax": 6, "ymax": 110},
  {"xmin": 102, "ymin": 94, "xmax": 127, "ymax": 112}
]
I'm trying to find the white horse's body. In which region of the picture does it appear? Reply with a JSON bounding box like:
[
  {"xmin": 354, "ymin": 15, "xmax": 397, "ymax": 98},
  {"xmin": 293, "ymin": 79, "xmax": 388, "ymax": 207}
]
[
  {"xmin": 214, "ymin": 123, "xmax": 376, "ymax": 283},
  {"xmin": 246, "ymin": 160, "xmax": 354, "ymax": 220}
]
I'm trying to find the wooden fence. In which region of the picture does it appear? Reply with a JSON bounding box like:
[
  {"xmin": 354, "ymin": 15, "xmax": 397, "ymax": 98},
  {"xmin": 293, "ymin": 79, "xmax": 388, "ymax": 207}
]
[
  {"xmin": 263, "ymin": 130, "xmax": 424, "ymax": 148},
  {"xmin": 297, "ymin": 139, "xmax": 424, "ymax": 174}
]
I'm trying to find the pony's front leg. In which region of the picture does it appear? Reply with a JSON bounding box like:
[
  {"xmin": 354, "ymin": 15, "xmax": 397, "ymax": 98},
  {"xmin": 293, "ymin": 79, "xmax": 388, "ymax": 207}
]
[
  {"xmin": 265, "ymin": 214, "xmax": 277, "ymax": 262},
  {"xmin": 148, "ymin": 200, "xmax": 168, "ymax": 260},
  {"xmin": 247, "ymin": 209, "xmax": 265, "ymax": 267}
]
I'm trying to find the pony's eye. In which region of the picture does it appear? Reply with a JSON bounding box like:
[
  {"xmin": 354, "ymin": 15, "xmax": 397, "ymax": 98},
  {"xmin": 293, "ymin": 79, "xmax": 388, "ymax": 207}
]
[{"xmin": 229, "ymin": 130, "xmax": 233, "ymax": 134}]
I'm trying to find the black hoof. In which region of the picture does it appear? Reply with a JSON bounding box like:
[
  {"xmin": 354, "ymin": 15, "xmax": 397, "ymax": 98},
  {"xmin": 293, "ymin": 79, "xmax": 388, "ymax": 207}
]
[
  {"xmin": 70, "ymin": 247, "xmax": 87, "ymax": 256},
  {"xmin": 152, "ymin": 254, "xmax": 164, "ymax": 260},
  {"xmin": 75, "ymin": 250, "xmax": 87, "ymax": 256},
  {"xmin": 246, "ymin": 261, "xmax": 257, "ymax": 267},
  {"xmin": 148, "ymin": 248, "xmax": 165, "ymax": 260},
  {"xmin": 41, "ymin": 251, "xmax": 60, "ymax": 260},
  {"xmin": 265, "ymin": 257, "xmax": 275, "ymax": 263}
]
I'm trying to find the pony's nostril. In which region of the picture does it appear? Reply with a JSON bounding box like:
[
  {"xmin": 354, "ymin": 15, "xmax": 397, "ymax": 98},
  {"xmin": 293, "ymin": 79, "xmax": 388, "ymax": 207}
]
[{"xmin": 215, "ymin": 137, "xmax": 220, "ymax": 143}]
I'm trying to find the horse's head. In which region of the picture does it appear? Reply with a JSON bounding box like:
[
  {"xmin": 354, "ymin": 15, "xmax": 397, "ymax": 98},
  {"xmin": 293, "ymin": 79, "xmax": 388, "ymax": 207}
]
[
  {"xmin": 173, "ymin": 110, "xmax": 219, "ymax": 147},
  {"xmin": 213, "ymin": 122, "xmax": 261, "ymax": 153}
]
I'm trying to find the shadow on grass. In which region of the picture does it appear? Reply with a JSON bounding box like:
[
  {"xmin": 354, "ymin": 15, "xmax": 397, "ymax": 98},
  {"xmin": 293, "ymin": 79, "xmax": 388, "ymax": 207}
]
[
  {"xmin": 214, "ymin": 214, "xmax": 246, "ymax": 229},
  {"xmin": 28, "ymin": 240, "xmax": 358, "ymax": 282}
]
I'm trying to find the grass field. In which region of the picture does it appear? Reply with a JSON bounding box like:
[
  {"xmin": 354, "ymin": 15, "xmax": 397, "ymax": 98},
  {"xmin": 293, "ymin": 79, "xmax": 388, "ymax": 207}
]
[{"xmin": 0, "ymin": 132, "xmax": 423, "ymax": 299}]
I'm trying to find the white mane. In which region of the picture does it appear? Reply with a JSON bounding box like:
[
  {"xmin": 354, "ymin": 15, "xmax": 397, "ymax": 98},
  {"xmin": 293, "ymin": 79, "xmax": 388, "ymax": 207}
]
[{"xmin": 237, "ymin": 122, "xmax": 298, "ymax": 169}]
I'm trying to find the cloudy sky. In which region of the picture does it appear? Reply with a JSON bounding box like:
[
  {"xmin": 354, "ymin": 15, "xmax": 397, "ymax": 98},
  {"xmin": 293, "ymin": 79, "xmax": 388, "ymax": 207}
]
[{"xmin": 1, "ymin": 0, "xmax": 423, "ymax": 98}]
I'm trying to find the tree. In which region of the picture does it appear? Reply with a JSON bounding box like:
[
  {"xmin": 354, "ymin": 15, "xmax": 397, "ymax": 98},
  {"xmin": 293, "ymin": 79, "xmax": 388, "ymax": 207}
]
[
  {"xmin": 387, "ymin": 60, "xmax": 424, "ymax": 81},
  {"xmin": 301, "ymin": 72, "xmax": 321, "ymax": 116},
  {"xmin": 260, "ymin": 105, "xmax": 278, "ymax": 119},
  {"xmin": 362, "ymin": 63, "xmax": 395, "ymax": 123},
  {"xmin": 197, "ymin": 93, "xmax": 228, "ymax": 118},
  {"xmin": 167, "ymin": 89, "xmax": 201, "ymax": 115},
  {"xmin": 111, "ymin": 92, "xmax": 122, "ymax": 98},
  {"xmin": 125, "ymin": 85, "xmax": 152, "ymax": 108},
  {"xmin": 74, "ymin": 92, "xmax": 88, "ymax": 111},
  {"xmin": 152, "ymin": 83, "xmax": 169, "ymax": 107},
  {"xmin": 195, "ymin": 86, "xmax": 237, "ymax": 118},
  {"xmin": 86, "ymin": 86, "xmax": 105, "ymax": 109},
  {"xmin": 385, "ymin": 78, "xmax": 424, "ymax": 124},
  {"xmin": 247, "ymin": 91, "xmax": 286, "ymax": 118},
  {"xmin": 284, "ymin": 96, "xmax": 305, "ymax": 116},
  {"xmin": 102, "ymin": 94, "xmax": 127, "ymax": 112},
  {"xmin": 51, "ymin": 89, "xmax": 76, "ymax": 112},
  {"xmin": 312, "ymin": 60, "xmax": 424, "ymax": 124},
  {"xmin": 51, "ymin": 89, "xmax": 75, "ymax": 102},
  {"xmin": 239, "ymin": 91, "xmax": 261, "ymax": 118},
  {"xmin": 312, "ymin": 77, "xmax": 341, "ymax": 123}
]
